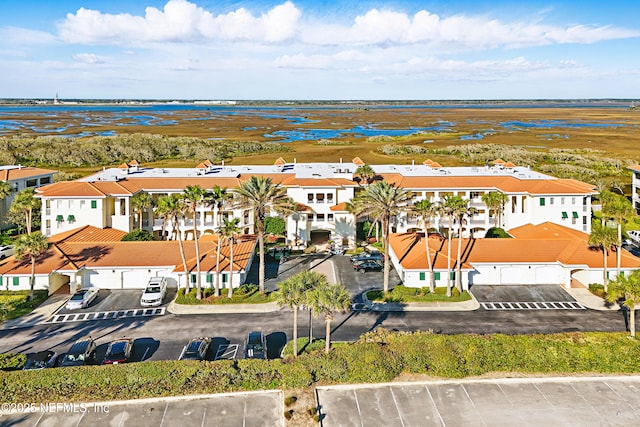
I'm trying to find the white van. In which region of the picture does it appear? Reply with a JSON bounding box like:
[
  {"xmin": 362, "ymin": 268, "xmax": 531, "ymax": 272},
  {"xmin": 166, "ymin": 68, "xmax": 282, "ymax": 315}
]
[{"xmin": 140, "ymin": 277, "xmax": 167, "ymax": 307}]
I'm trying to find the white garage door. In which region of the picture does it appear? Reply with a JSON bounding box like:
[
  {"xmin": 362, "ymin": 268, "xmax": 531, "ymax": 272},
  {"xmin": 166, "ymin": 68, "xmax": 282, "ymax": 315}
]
[{"xmin": 500, "ymin": 267, "xmax": 535, "ymax": 284}]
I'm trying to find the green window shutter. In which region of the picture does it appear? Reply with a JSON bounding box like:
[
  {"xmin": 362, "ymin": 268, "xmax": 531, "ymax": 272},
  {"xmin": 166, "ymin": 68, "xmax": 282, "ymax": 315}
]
[
  {"xmin": 450, "ymin": 271, "xmax": 455, "ymax": 280},
  {"xmin": 434, "ymin": 272, "xmax": 441, "ymax": 280},
  {"xmin": 13, "ymin": 277, "xmax": 19, "ymax": 286},
  {"xmin": 561, "ymin": 212, "xmax": 568, "ymax": 219},
  {"xmin": 419, "ymin": 272, "xmax": 426, "ymax": 281},
  {"xmin": 222, "ymin": 274, "xmax": 228, "ymax": 283},
  {"xmin": 91, "ymin": 200, "xmax": 97, "ymax": 209},
  {"xmin": 206, "ymin": 274, "xmax": 212, "ymax": 283},
  {"xmin": 539, "ymin": 198, "xmax": 545, "ymax": 206},
  {"xmin": 67, "ymin": 215, "xmax": 75, "ymax": 222},
  {"xmin": 190, "ymin": 274, "xmax": 197, "ymax": 284},
  {"xmin": 572, "ymin": 211, "xmax": 579, "ymax": 219},
  {"xmin": 55, "ymin": 215, "xmax": 64, "ymax": 222}
]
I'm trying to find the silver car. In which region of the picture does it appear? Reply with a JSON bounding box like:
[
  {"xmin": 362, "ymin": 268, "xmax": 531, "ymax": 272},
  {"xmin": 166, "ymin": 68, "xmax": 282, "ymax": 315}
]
[
  {"xmin": 0, "ymin": 245, "xmax": 14, "ymax": 260},
  {"xmin": 65, "ymin": 288, "xmax": 99, "ymax": 310},
  {"xmin": 140, "ymin": 277, "xmax": 167, "ymax": 307}
]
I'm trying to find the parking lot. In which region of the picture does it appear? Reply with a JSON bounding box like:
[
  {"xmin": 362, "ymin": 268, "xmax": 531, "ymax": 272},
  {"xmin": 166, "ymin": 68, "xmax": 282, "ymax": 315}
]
[
  {"xmin": 317, "ymin": 376, "xmax": 640, "ymax": 426},
  {"xmin": 56, "ymin": 288, "xmax": 178, "ymax": 316},
  {"xmin": 0, "ymin": 391, "xmax": 282, "ymax": 427},
  {"xmin": 470, "ymin": 284, "xmax": 586, "ymax": 310}
]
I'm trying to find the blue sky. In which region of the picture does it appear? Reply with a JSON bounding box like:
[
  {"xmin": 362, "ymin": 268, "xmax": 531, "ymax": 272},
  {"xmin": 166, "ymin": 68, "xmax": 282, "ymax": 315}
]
[{"xmin": 1, "ymin": 0, "xmax": 639, "ymax": 100}]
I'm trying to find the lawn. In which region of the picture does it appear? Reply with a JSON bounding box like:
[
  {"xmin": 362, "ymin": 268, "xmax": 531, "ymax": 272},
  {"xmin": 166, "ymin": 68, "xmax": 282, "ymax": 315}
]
[
  {"xmin": 175, "ymin": 284, "xmax": 274, "ymax": 305},
  {"xmin": 0, "ymin": 290, "xmax": 49, "ymax": 322},
  {"xmin": 367, "ymin": 285, "xmax": 472, "ymax": 302}
]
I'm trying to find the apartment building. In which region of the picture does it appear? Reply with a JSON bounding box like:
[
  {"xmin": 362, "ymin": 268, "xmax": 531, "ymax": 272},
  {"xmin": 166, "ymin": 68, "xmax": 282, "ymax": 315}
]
[
  {"xmin": 35, "ymin": 159, "xmax": 596, "ymax": 246},
  {"xmin": 0, "ymin": 165, "xmax": 56, "ymax": 229}
]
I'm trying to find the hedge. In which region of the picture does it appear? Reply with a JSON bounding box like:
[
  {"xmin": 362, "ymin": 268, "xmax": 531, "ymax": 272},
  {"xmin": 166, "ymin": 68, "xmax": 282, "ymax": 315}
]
[{"xmin": 1, "ymin": 330, "xmax": 639, "ymax": 402}]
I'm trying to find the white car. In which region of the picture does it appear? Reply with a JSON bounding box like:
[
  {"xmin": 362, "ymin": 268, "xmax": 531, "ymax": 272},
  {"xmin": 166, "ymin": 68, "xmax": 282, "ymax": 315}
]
[
  {"xmin": 140, "ymin": 277, "xmax": 167, "ymax": 307},
  {"xmin": 65, "ymin": 288, "xmax": 99, "ymax": 310},
  {"xmin": 627, "ymin": 230, "xmax": 640, "ymax": 246},
  {"xmin": 0, "ymin": 245, "xmax": 14, "ymax": 260}
]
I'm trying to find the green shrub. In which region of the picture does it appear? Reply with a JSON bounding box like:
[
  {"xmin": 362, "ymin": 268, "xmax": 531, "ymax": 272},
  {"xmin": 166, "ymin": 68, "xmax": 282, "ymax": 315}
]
[
  {"xmin": 366, "ymin": 286, "xmax": 470, "ymax": 303},
  {"xmin": 485, "ymin": 227, "xmax": 512, "ymax": 238},
  {"xmin": 121, "ymin": 230, "xmax": 155, "ymax": 241},
  {"xmin": 589, "ymin": 283, "xmax": 605, "ymax": 298},
  {"xmin": 0, "ymin": 353, "xmax": 26, "ymax": 371},
  {"xmin": 264, "ymin": 217, "xmax": 286, "ymax": 235}
]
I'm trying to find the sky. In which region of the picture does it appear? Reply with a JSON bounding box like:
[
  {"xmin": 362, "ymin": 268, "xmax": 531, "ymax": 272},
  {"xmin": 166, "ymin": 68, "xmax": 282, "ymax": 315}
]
[{"xmin": 1, "ymin": 0, "xmax": 639, "ymax": 100}]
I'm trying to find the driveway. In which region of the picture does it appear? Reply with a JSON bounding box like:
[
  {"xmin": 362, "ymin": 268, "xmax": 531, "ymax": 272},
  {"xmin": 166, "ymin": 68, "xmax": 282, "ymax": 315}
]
[
  {"xmin": 56, "ymin": 288, "xmax": 177, "ymax": 315},
  {"xmin": 317, "ymin": 376, "xmax": 640, "ymax": 427},
  {"xmin": 470, "ymin": 285, "xmax": 584, "ymax": 310}
]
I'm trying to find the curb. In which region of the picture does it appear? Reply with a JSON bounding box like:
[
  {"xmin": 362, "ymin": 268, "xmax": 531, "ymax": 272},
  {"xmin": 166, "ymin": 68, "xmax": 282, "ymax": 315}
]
[
  {"xmin": 167, "ymin": 301, "xmax": 281, "ymax": 315},
  {"xmin": 0, "ymin": 296, "xmax": 68, "ymax": 330},
  {"xmin": 362, "ymin": 288, "xmax": 480, "ymax": 312},
  {"xmin": 565, "ymin": 288, "xmax": 621, "ymax": 311}
]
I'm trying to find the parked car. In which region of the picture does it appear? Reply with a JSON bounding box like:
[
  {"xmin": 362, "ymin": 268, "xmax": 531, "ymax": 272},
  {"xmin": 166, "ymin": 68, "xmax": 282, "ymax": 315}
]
[
  {"xmin": 102, "ymin": 338, "xmax": 135, "ymax": 365},
  {"xmin": 179, "ymin": 337, "xmax": 211, "ymax": 361},
  {"xmin": 353, "ymin": 260, "xmax": 383, "ymax": 273},
  {"xmin": 65, "ymin": 288, "xmax": 99, "ymax": 310},
  {"xmin": 23, "ymin": 350, "xmax": 58, "ymax": 370},
  {"xmin": 627, "ymin": 230, "xmax": 640, "ymax": 246},
  {"xmin": 140, "ymin": 277, "xmax": 167, "ymax": 307},
  {"xmin": 350, "ymin": 251, "xmax": 384, "ymax": 264},
  {"xmin": 59, "ymin": 337, "xmax": 96, "ymax": 367},
  {"xmin": 244, "ymin": 331, "xmax": 267, "ymax": 359},
  {"xmin": 0, "ymin": 245, "xmax": 14, "ymax": 260}
]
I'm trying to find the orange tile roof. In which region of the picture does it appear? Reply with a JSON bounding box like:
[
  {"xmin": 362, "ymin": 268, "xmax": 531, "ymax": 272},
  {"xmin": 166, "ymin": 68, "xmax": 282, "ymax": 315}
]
[
  {"xmin": 176, "ymin": 235, "xmax": 257, "ymax": 273},
  {"xmin": 503, "ymin": 161, "xmax": 516, "ymax": 168},
  {"xmin": 274, "ymin": 157, "xmax": 286, "ymax": 166},
  {"xmin": 36, "ymin": 181, "xmax": 133, "ymax": 197},
  {"xmin": 423, "ymin": 159, "xmax": 434, "ymax": 166},
  {"xmin": 129, "ymin": 160, "xmax": 140, "ymax": 166},
  {"xmin": 494, "ymin": 158, "xmax": 506, "ymax": 165},
  {"xmin": 330, "ymin": 202, "xmax": 349, "ymax": 212},
  {"xmin": 389, "ymin": 224, "xmax": 640, "ymax": 271},
  {"xmin": 352, "ymin": 157, "xmax": 364, "ymax": 165},
  {"xmin": 628, "ymin": 165, "xmax": 640, "ymax": 172},
  {"xmin": 0, "ymin": 166, "xmax": 56, "ymax": 181},
  {"xmin": 49, "ymin": 225, "xmax": 126, "ymax": 243}
]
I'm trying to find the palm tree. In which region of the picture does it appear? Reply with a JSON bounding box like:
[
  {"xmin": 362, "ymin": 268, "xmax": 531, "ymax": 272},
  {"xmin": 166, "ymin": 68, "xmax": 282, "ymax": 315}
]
[
  {"xmin": 183, "ymin": 185, "xmax": 212, "ymax": 300},
  {"xmin": 454, "ymin": 201, "xmax": 477, "ymax": 293},
  {"xmin": 603, "ymin": 194, "xmax": 636, "ymax": 276},
  {"xmin": 211, "ymin": 186, "xmax": 232, "ymax": 296},
  {"xmin": 156, "ymin": 194, "xmax": 190, "ymax": 292},
  {"xmin": 589, "ymin": 222, "xmax": 618, "ymax": 292},
  {"xmin": 606, "ymin": 269, "xmax": 640, "ymax": 337},
  {"xmin": 130, "ymin": 191, "xmax": 155, "ymax": 231},
  {"xmin": 353, "ymin": 165, "xmax": 376, "ymax": 185},
  {"xmin": 349, "ymin": 181, "xmax": 412, "ymax": 295},
  {"xmin": 306, "ymin": 282, "xmax": 350, "ymax": 353},
  {"xmin": 233, "ymin": 176, "xmax": 294, "ymax": 295},
  {"xmin": 10, "ymin": 188, "xmax": 41, "ymax": 235},
  {"xmin": 412, "ymin": 199, "xmax": 439, "ymax": 291},
  {"xmin": 14, "ymin": 232, "xmax": 49, "ymax": 301},
  {"xmin": 440, "ymin": 195, "xmax": 467, "ymax": 297},
  {"xmin": 219, "ymin": 218, "xmax": 241, "ymax": 298},
  {"xmin": 274, "ymin": 271, "xmax": 325, "ymax": 357},
  {"xmin": 481, "ymin": 191, "xmax": 508, "ymax": 228}
]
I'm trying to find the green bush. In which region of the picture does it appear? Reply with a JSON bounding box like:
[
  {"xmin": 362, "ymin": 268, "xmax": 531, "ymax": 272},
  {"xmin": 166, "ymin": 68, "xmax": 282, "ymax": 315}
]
[
  {"xmin": 2, "ymin": 331, "xmax": 640, "ymax": 403},
  {"xmin": 264, "ymin": 217, "xmax": 286, "ymax": 236},
  {"xmin": 588, "ymin": 283, "xmax": 606, "ymax": 298},
  {"xmin": 0, "ymin": 353, "xmax": 26, "ymax": 371},
  {"xmin": 485, "ymin": 227, "xmax": 512, "ymax": 238},
  {"xmin": 366, "ymin": 286, "xmax": 470, "ymax": 303},
  {"xmin": 121, "ymin": 230, "xmax": 155, "ymax": 241},
  {"xmin": 175, "ymin": 284, "xmax": 273, "ymax": 305}
]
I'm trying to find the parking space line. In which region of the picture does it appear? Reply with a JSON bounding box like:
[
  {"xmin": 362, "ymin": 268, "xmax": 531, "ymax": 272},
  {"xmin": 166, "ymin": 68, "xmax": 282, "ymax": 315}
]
[
  {"xmin": 41, "ymin": 307, "xmax": 166, "ymax": 324},
  {"xmin": 389, "ymin": 388, "xmax": 406, "ymax": 427},
  {"xmin": 482, "ymin": 301, "xmax": 585, "ymax": 311}
]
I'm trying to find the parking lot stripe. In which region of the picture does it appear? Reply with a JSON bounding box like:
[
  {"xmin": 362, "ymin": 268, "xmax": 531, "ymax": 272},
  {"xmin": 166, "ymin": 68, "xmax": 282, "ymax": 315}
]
[
  {"xmin": 481, "ymin": 301, "xmax": 585, "ymax": 311},
  {"xmin": 389, "ymin": 388, "xmax": 407, "ymax": 427},
  {"xmin": 42, "ymin": 307, "xmax": 166, "ymax": 324}
]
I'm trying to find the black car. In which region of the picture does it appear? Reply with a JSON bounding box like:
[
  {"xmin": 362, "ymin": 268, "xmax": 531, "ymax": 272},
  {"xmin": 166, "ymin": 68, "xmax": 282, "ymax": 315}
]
[
  {"xmin": 353, "ymin": 260, "xmax": 383, "ymax": 273},
  {"xmin": 103, "ymin": 338, "xmax": 135, "ymax": 365},
  {"xmin": 59, "ymin": 337, "xmax": 96, "ymax": 367},
  {"xmin": 244, "ymin": 331, "xmax": 267, "ymax": 359},
  {"xmin": 179, "ymin": 337, "xmax": 211, "ymax": 361},
  {"xmin": 350, "ymin": 251, "xmax": 384, "ymax": 264},
  {"xmin": 23, "ymin": 350, "xmax": 58, "ymax": 370}
]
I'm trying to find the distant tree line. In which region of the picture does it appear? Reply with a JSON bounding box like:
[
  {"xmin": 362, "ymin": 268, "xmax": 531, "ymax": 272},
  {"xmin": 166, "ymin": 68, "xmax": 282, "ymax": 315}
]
[{"xmin": 0, "ymin": 133, "xmax": 289, "ymax": 168}]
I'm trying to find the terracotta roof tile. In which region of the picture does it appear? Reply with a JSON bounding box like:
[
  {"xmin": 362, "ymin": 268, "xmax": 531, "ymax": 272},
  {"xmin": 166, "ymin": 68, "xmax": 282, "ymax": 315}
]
[
  {"xmin": 330, "ymin": 202, "xmax": 349, "ymax": 212},
  {"xmin": 352, "ymin": 157, "xmax": 364, "ymax": 165},
  {"xmin": 0, "ymin": 166, "xmax": 56, "ymax": 181}
]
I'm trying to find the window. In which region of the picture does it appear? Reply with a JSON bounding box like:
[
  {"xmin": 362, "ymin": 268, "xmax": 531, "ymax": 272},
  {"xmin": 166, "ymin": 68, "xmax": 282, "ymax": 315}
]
[
  {"xmin": 561, "ymin": 212, "xmax": 568, "ymax": 219},
  {"xmin": 470, "ymin": 192, "xmax": 481, "ymax": 199},
  {"xmin": 222, "ymin": 274, "xmax": 228, "ymax": 283},
  {"xmin": 190, "ymin": 274, "xmax": 197, "ymax": 284},
  {"xmin": 572, "ymin": 211, "xmax": 579, "ymax": 219},
  {"xmin": 56, "ymin": 215, "xmax": 64, "ymax": 222},
  {"xmin": 13, "ymin": 277, "xmax": 19, "ymax": 287},
  {"xmin": 307, "ymin": 194, "xmax": 314, "ymax": 202},
  {"xmin": 419, "ymin": 272, "xmax": 426, "ymax": 281},
  {"xmin": 26, "ymin": 178, "xmax": 37, "ymax": 187},
  {"xmin": 450, "ymin": 271, "xmax": 455, "ymax": 280},
  {"xmin": 316, "ymin": 194, "xmax": 325, "ymax": 203},
  {"xmin": 316, "ymin": 214, "xmax": 325, "ymax": 222},
  {"xmin": 91, "ymin": 200, "xmax": 97, "ymax": 209},
  {"xmin": 550, "ymin": 197, "xmax": 554, "ymax": 205},
  {"xmin": 80, "ymin": 200, "xmax": 85, "ymax": 208},
  {"xmin": 40, "ymin": 176, "xmax": 51, "ymax": 185},
  {"xmin": 120, "ymin": 198, "xmax": 126, "ymax": 215},
  {"xmin": 67, "ymin": 215, "xmax": 75, "ymax": 223},
  {"xmin": 327, "ymin": 214, "xmax": 334, "ymax": 222},
  {"xmin": 511, "ymin": 196, "xmax": 517, "ymax": 214},
  {"xmin": 572, "ymin": 197, "xmax": 576, "ymax": 205},
  {"xmin": 539, "ymin": 198, "xmax": 545, "ymax": 206},
  {"xmin": 434, "ymin": 272, "xmax": 441, "ymax": 280},
  {"xmin": 206, "ymin": 274, "xmax": 212, "ymax": 283},
  {"xmin": 327, "ymin": 193, "xmax": 334, "ymax": 202}
]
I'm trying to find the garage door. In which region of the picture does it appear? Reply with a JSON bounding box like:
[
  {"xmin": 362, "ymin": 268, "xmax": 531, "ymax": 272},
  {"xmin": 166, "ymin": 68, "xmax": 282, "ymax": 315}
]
[
  {"xmin": 500, "ymin": 267, "xmax": 535, "ymax": 285},
  {"xmin": 310, "ymin": 230, "xmax": 330, "ymax": 245}
]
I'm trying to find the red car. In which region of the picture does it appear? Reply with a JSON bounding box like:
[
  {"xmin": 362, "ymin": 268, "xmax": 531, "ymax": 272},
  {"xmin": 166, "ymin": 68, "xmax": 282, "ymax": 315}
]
[{"xmin": 102, "ymin": 338, "xmax": 134, "ymax": 364}]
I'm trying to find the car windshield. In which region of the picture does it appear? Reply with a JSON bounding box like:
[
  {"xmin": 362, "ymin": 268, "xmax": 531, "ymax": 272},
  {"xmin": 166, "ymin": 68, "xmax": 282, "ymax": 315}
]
[
  {"xmin": 65, "ymin": 352, "xmax": 85, "ymax": 362},
  {"xmin": 145, "ymin": 286, "xmax": 161, "ymax": 294},
  {"xmin": 70, "ymin": 292, "xmax": 86, "ymax": 301},
  {"xmin": 24, "ymin": 352, "xmax": 52, "ymax": 369},
  {"xmin": 107, "ymin": 341, "xmax": 128, "ymax": 357}
]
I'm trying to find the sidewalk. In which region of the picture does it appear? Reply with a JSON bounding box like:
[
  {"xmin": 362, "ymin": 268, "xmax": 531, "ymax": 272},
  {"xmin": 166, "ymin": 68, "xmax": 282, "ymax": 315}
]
[
  {"xmin": 566, "ymin": 288, "xmax": 620, "ymax": 311},
  {"xmin": 0, "ymin": 293, "xmax": 69, "ymax": 330}
]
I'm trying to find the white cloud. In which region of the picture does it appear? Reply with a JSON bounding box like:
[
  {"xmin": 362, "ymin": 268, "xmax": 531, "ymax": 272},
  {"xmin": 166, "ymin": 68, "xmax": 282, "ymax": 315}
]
[
  {"xmin": 58, "ymin": 0, "xmax": 301, "ymax": 44},
  {"xmin": 0, "ymin": 27, "xmax": 58, "ymax": 45},
  {"xmin": 72, "ymin": 53, "xmax": 106, "ymax": 64}
]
